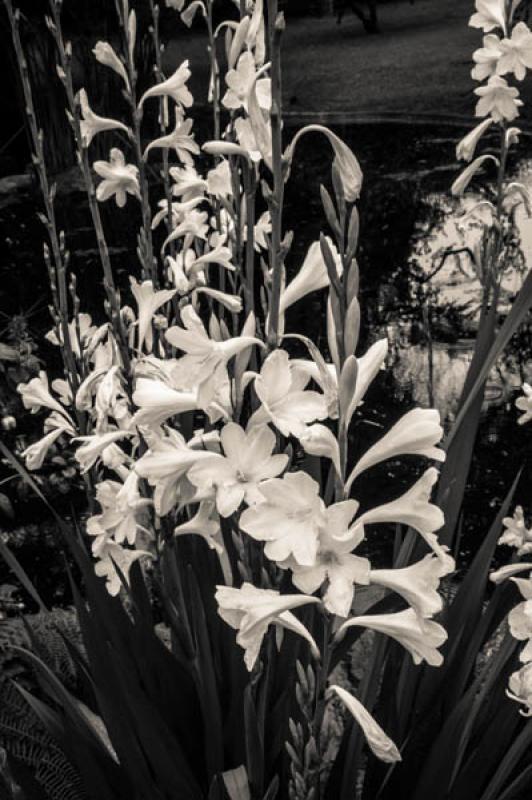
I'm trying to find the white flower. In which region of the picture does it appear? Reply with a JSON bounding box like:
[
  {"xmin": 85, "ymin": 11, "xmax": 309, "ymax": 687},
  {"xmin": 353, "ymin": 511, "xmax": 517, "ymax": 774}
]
[
  {"xmin": 509, "ymin": 599, "xmax": 532, "ymax": 662},
  {"xmin": 355, "ymin": 468, "xmax": 447, "ymax": 558},
  {"xmin": 135, "ymin": 431, "xmax": 213, "ymax": 516},
  {"xmin": 131, "ymin": 377, "xmax": 198, "ymax": 428},
  {"xmin": 165, "ymin": 305, "xmax": 261, "ymax": 406},
  {"xmin": 331, "ymin": 686, "xmax": 401, "ymax": 763},
  {"xmin": 194, "ymin": 287, "xmax": 243, "ymax": 314},
  {"xmin": 94, "ymin": 543, "xmax": 151, "ymax": 596},
  {"xmin": 206, "ymin": 159, "xmax": 233, "ymax": 198},
  {"xmin": 508, "ymin": 662, "xmax": 532, "ymax": 715},
  {"xmin": 187, "ymin": 423, "xmax": 288, "ymax": 517},
  {"xmin": 346, "ymin": 408, "xmax": 444, "ymax": 489},
  {"xmin": 18, "ymin": 371, "xmax": 74, "ymax": 424},
  {"xmin": 173, "ymin": 500, "xmax": 222, "ymax": 552},
  {"xmin": 74, "ymin": 430, "xmax": 131, "ymax": 473},
  {"xmin": 279, "ymin": 239, "xmax": 342, "ymax": 317},
  {"xmin": 22, "ymin": 424, "xmax": 70, "ymax": 470},
  {"xmin": 94, "ymin": 148, "xmax": 140, "ymax": 207},
  {"xmin": 93, "ymin": 41, "xmax": 130, "ymax": 90},
  {"xmin": 472, "ymin": 34, "xmax": 504, "ymax": 81},
  {"xmin": 215, "ymin": 583, "xmax": 320, "ymax": 670},
  {"xmin": 298, "ymin": 424, "xmax": 341, "ymax": 477},
  {"xmin": 78, "ymin": 89, "xmax": 129, "ymax": 148},
  {"xmin": 143, "ymin": 110, "xmax": 199, "ymax": 164},
  {"xmin": 499, "ymin": 506, "xmax": 532, "ymax": 555},
  {"xmin": 139, "ymin": 61, "xmax": 193, "ymax": 108},
  {"xmin": 456, "ymin": 118, "xmax": 494, "ymax": 161},
  {"xmin": 369, "ymin": 553, "xmax": 454, "ymax": 619},
  {"xmin": 516, "ymin": 383, "xmax": 532, "ymax": 424},
  {"xmin": 87, "ymin": 474, "xmax": 151, "ymax": 547},
  {"xmin": 129, "ymin": 278, "xmax": 176, "ymax": 353},
  {"xmin": 181, "ymin": 1, "xmax": 206, "ymax": 27},
  {"xmin": 475, "ymin": 75, "xmax": 523, "ymax": 121},
  {"xmin": 285, "ymin": 125, "xmax": 363, "ymax": 202},
  {"xmin": 336, "ymin": 608, "xmax": 447, "ymax": 666},
  {"xmin": 240, "ymin": 470, "xmax": 325, "ymax": 566},
  {"xmin": 490, "ymin": 562, "xmax": 532, "ymax": 584},
  {"xmin": 169, "ymin": 165, "xmax": 207, "ymax": 200},
  {"xmin": 282, "ymin": 500, "xmax": 370, "ymax": 618},
  {"xmin": 222, "ymin": 51, "xmax": 271, "ymax": 112},
  {"xmin": 469, "ymin": 0, "xmax": 507, "ymax": 34},
  {"xmin": 248, "ymin": 350, "xmax": 329, "ymax": 438},
  {"xmin": 451, "ymin": 155, "xmax": 499, "ymax": 196},
  {"xmin": 497, "ymin": 22, "xmax": 532, "ymax": 80}
]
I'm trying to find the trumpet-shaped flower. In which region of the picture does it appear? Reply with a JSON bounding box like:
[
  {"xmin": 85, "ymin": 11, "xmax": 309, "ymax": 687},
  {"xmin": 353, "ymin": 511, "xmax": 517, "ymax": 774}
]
[
  {"xmin": 93, "ymin": 41, "xmax": 130, "ymax": 90},
  {"xmin": 206, "ymin": 159, "xmax": 233, "ymax": 198},
  {"xmin": 94, "ymin": 543, "xmax": 151, "ymax": 596},
  {"xmin": 508, "ymin": 662, "xmax": 532, "ymax": 716},
  {"xmin": 346, "ymin": 408, "xmax": 444, "ymax": 488},
  {"xmin": 22, "ymin": 422, "xmax": 72, "ymax": 471},
  {"xmin": 165, "ymin": 305, "xmax": 261, "ymax": 406},
  {"xmin": 223, "ymin": 51, "xmax": 271, "ymax": 112},
  {"xmin": 143, "ymin": 110, "xmax": 199, "ymax": 164},
  {"xmin": 298, "ymin": 424, "xmax": 342, "ymax": 477},
  {"xmin": 129, "ymin": 278, "xmax": 177, "ymax": 353},
  {"xmin": 472, "ymin": 34, "xmax": 504, "ymax": 81},
  {"xmin": 131, "ymin": 377, "xmax": 198, "ymax": 428},
  {"xmin": 509, "ymin": 598, "xmax": 532, "ymax": 662},
  {"xmin": 249, "ymin": 350, "xmax": 329, "ymax": 438},
  {"xmin": 475, "ymin": 75, "xmax": 523, "ymax": 121},
  {"xmin": 369, "ymin": 553, "xmax": 454, "ymax": 619},
  {"xmin": 74, "ymin": 430, "xmax": 131, "ymax": 474},
  {"xmin": 187, "ymin": 422, "xmax": 288, "ymax": 517},
  {"xmin": 516, "ymin": 383, "xmax": 532, "ymax": 424},
  {"xmin": 336, "ymin": 608, "xmax": 447, "ymax": 666},
  {"xmin": 469, "ymin": 0, "xmax": 507, "ymax": 34},
  {"xmin": 18, "ymin": 371, "xmax": 74, "ymax": 424},
  {"xmin": 170, "ymin": 165, "xmax": 207, "ymax": 200},
  {"xmin": 331, "ymin": 686, "xmax": 401, "ymax": 763},
  {"xmin": 135, "ymin": 430, "xmax": 213, "ymax": 515},
  {"xmin": 499, "ymin": 506, "xmax": 532, "ymax": 555},
  {"xmin": 215, "ymin": 583, "xmax": 320, "ymax": 670},
  {"xmin": 46, "ymin": 313, "xmax": 97, "ymax": 359},
  {"xmin": 78, "ymin": 89, "xmax": 129, "ymax": 148},
  {"xmin": 139, "ymin": 60, "xmax": 193, "ymax": 108},
  {"xmin": 239, "ymin": 470, "xmax": 325, "ymax": 566},
  {"xmin": 282, "ymin": 500, "xmax": 370, "ymax": 618},
  {"xmin": 94, "ymin": 148, "xmax": 140, "ymax": 207},
  {"xmin": 456, "ymin": 118, "xmax": 494, "ymax": 161},
  {"xmin": 87, "ymin": 473, "xmax": 151, "ymax": 547},
  {"xmin": 451, "ymin": 154, "xmax": 499, "ymax": 196},
  {"xmin": 173, "ymin": 500, "xmax": 222, "ymax": 553},
  {"xmin": 279, "ymin": 239, "xmax": 342, "ymax": 317},
  {"xmin": 497, "ymin": 22, "xmax": 532, "ymax": 80}
]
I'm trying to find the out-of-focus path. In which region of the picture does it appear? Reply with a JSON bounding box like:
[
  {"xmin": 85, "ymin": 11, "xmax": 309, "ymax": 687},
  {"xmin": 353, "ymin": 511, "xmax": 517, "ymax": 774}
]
[{"xmin": 162, "ymin": 0, "xmax": 532, "ymax": 122}]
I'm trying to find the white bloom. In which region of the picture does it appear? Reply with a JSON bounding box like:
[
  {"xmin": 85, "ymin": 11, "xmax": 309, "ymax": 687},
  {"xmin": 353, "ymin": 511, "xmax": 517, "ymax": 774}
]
[
  {"xmin": 249, "ymin": 350, "xmax": 329, "ymax": 438},
  {"xmin": 94, "ymin": 148, "xmax": 140, "ymax": 207},
  {"xmin": 469, "ymin": 0, "xmax": 507, "ymax": 34},
  {"xmin": 279, "ymin": 239, "xmax": 342, "ymax": 317},
  {"xmin": 18, "ymin": 371, "xmax": 74, "ymax": 424},
  {"xmin": 298, "ymin": 424, "xmax": 341, "ymax": 477},
  {"xmin": 240, "ymin": 470, "xmax": 325, "ymax": 566},
  {"xmin": 94, "ymin": 543, "xmax": 151, "ymax": 596},
  {"xmin": 499, "ymin": 506, "xmax": 532, "ymax": 555},
  {"xmin": 131, "ymin": 377, "xmax": 198, "ymax": 428},
  {"xmin": 143, "ymin": 110, "xmax": 199, "ymax": 164},
  {"xmin": 516, "ymin": 383, "xmax": 532, "ymax": 424},
  {"xmin": 215, "ymin": 583, "xmax": 320, "ymax": 670},
  {"xmin": 331, "ymin": 686, "xmax": 401, "ymax": 763},
  {"xmin": 336, "ymin": 608, "xmax": 447, "ymax": 666},
  {"xmin": 223, "ymin": 51, "xmax": 271, "ymax": 112},
  {"xmin": 206, "ymin": 159, "xmax": 233, "ymax": 198},
  {"xmin": 497, "ymin": 22, "xmax": 532, "ymax": 80},
  {"xmin": 451, "ymin": 155, "xmax": 499, "ymax": 196},
  {"xmin": 173, "ymin": 500, "xmax": 222, "ymax": 552},
  {"xmin": 93, "ymin": 41, "xmax": 130, "ymax": 90},
  {"xmin": 188, "ymin": 423, "xmax": 288, "ymax": 517},
  {"xmin": 129, "ymin": 278, "xmax": 176, "ymax": 353},
  {"xmin": 22, "ymin": 425, "xmax": 69, "ymax": 470},
  {"xmin": 139, "ymin": 60, "xmax": 193, "ymax": 108},
  {"xmin": 508, "ymin": 662, "xmax": 532, "ymax": 715},
  {"xmin": 346, "ymin": 408, "xmax": 444, "ymax": 488},
  {"xmin": 74, "ymin": 430, "xmax": 131, "ymax": 473},
  {"xmin": 282, "ymin": 500, "xmax": 370, "ymax": 618},
  {"xmin": 456, "ymin": 118, "xmax": 494, "ymax": 161},
  {"xmin": 78, "ymin": 89, "xmax": 129, "ymax": 147},
  {"xmin": 472, "ymin": 34, "xmax": 504, "ymax": 81},
  {"xmin": 369, "ymin": 553, "xmax": 454, "ymax": 619},
  {"xmin": 475, "ymin": 75, "xmax": 523, "ymax": 121}
]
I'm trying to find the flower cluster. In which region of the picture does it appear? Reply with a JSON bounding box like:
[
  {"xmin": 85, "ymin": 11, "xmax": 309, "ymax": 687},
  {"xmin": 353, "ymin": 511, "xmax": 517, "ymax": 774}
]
[{"xmin": 15, "ymin": 0, "xmax": 456, "ymax": 768}]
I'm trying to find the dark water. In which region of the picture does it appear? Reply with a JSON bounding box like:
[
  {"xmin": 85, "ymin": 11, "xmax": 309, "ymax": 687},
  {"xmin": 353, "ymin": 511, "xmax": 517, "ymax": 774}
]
[{"xmin": 2, "ymin": 119, "xmax": 532, "ymax": 603}]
